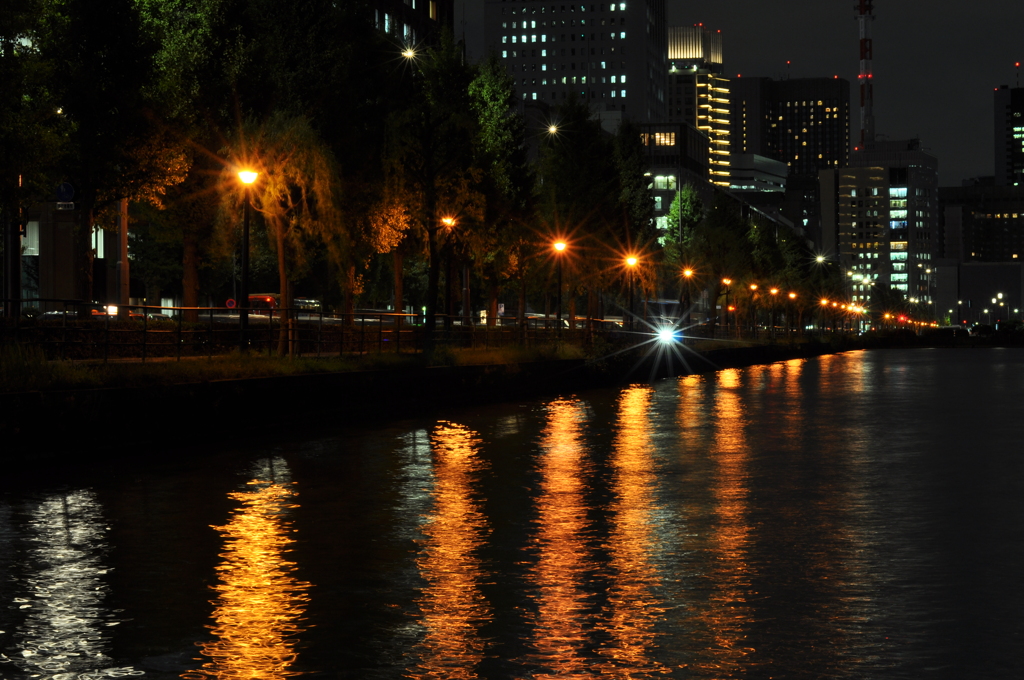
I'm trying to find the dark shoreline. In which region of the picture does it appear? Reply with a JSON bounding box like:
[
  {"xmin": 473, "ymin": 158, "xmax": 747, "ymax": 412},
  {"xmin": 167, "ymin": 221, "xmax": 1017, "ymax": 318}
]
[{"xmin": 2, "ymin": 334, "xmax": 1005, "ymax": 463}]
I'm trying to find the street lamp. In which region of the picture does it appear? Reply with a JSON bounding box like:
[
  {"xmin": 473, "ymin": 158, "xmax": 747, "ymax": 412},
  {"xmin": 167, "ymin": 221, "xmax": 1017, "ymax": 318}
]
[
  {"xmin": 554, "ymin": 241, "xmax": 566, "ymax": 331},
  {"xmin": 626, "ymin": 256, "xmax": 638, "ymax": 330},
  {"xmin": 238, "ymin": 169, "xmax": 258, "ymax": 349},
  {"xmin": 722, "ymin": 278, "xmax": 732, "ymax": 330}
]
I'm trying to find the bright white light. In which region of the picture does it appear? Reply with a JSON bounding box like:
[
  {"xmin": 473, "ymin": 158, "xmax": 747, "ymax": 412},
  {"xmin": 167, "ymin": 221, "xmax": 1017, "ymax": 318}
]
[{"xmin": 658, "ymin": 328, "xmax": 677, "ymax": 343}]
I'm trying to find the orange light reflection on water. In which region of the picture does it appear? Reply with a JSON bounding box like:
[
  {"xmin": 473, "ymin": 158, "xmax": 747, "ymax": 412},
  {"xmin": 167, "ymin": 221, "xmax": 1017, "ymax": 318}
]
[
  {"xmin": 595, "ymin": 385, "xmax": 668, "ymax": 677},
  {"xmin": 408, "ymin": 422, "xmax": 491, "ymax": 680},
  {"xmin": 525, "ymin": 398, "xmax": 593, "ymax": 677},
  {"xmin": 183, "ymin": 461, "xmax": 309, "ymax": 680},
  {"xmin": 700, "ymin": 368, "xmax": 757, "ymax": 676}
]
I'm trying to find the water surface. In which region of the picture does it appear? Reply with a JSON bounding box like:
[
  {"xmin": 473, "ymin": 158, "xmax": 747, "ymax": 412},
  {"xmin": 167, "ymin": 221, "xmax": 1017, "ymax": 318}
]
[{"xmin": 1, "ymin": 348, "xmax": 1022, "ymax": 679}]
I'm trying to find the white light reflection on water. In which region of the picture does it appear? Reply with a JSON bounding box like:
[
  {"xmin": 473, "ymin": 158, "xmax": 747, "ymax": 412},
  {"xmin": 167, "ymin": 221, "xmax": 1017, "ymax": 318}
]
[
  {"xmin": 182, "ymin": 457, "xmax": 310, "ymax": 680},
  {"xmin": 1, "ymin": 490, "xmax": 142, "ymax": 679}
]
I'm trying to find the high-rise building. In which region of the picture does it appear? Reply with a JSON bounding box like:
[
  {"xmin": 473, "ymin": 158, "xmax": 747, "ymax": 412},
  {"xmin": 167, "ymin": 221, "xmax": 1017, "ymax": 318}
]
[
  {"xmin": 939, "ymin": 178, "xmax": 1024, "ymax": 263},
  {"xmin": 371, "ymin": 0, "xmax": 454, "ymax": 45},
  {"xmin": 732, "ymin": 77, "xmax": 851, "ymax": 248},
  {"xmin": 994, "ymin": 85, "xmax": 1024, "ymax": 187},
  {"xmin": 731, "ymin": 78, "xmax": 851, "ymax": 177},
  {"xmin": 665, "ymin": 25, "xmax": 729, "ymax": 186},
  {"xmin": 482, "ymin": 0, "xmax": 667, "ymax": 131},
  {"xmin": 822, "ymin": 139, "xmax": 939, "ymax": 304}
]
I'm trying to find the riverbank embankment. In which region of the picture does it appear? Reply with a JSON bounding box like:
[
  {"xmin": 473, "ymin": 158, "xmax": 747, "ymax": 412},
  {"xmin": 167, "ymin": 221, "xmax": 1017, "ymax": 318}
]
[{"xmin": 1, "ymin": 338, "xmax": 863, "ymax": 459}]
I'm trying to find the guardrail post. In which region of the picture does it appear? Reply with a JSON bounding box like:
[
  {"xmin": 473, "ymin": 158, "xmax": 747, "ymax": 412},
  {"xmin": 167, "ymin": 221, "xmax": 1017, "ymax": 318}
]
[{"xmin": 104, "ymin": 311, "xmax": 110, "ymax": 364}]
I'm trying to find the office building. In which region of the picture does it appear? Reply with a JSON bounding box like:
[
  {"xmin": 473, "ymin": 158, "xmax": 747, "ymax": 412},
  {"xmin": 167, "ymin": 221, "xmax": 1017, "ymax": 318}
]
[
  {"xmin": 822, "ymin": 139, "xmax": 939, "ymax": 305},
  {"xmin": 665, "ymin": 25, "xmax": 728, "ymax": 186},
  {"xmin": 371, "ymin": 0, "xmax": 453, "ymax": 45},
  {"xmin": 483, "ymin": 0, "xmax": 667, "ymax": 132},
  {"xmin": 939, "ymin": 178, "xmax": 1024, "ymax": 263},
  {"xmin": 994, "ymin": 85, "xmax": 1024, "ymax": 188},
  {"xmin": 638, "ymin": 122, "xmax": 709, "ymax": 231},
  {"xmin": 732, "ymin": 77, "xmax": 851, "ymax": 249}
]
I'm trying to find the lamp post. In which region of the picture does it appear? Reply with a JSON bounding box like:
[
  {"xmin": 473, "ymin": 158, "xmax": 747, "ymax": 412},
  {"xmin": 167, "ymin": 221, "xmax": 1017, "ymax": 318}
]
[
  {"xmin": 440, "ymin": 216, "xmax": 456, "ymax": 330},
  {"xmin": 748, "ymin": 283, "xmax": 758, "ymax": 335},
  {"xmin": 626, "ymin": 256, "xmax": 638, "ymax": 331},
  {"xmin": 238, "ymin": 170, "xmax": 258, "ymax": 349},
  {"xmin": 681, "ymin": 268, "xmax": 694, "ymax": 326},
  {"xmin": 554, "ymin": 241, "xmax": 566, "ymax": 331},
  {"xmin": 769, "ymin": 288, "xmax": 779, "ymax": 338},
  {"xmin": 721, "ymin": 278, "xmax": 732, "ymax": 331},
  {"xmin": 788, "ymin": 291, "xmax": 797, "ymax": 335}
]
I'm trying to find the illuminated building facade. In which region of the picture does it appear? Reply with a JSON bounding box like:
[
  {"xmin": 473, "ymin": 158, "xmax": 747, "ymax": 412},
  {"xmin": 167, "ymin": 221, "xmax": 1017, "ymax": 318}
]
[
  {"xmin": 371, "ymin": 0, "xmax": 453, "ymax": 45},
  {"xmin": 730, "ymin": 77, "xmax": 850, "ymax": 177},
  {"xmin": 732, "ymin": 77, "xmax": 851, "ymax": 249},
  {"xmin": 638, "ymin": 122, "xmax": 709, "ymax": 230},
  {"xmin": 994, "ymin": 86, "xmax": 1024, "ymax": 188},
  {"xmin": 824, "ymin": 139, "xmax": 939, "ymax": 304},
  {"xmin": 666, "ymin": 25, "xmax": 729, "ymax": 186},
  {"xmin": 483, "ymin": 0, "xmax": 668, "ymax": 131}
]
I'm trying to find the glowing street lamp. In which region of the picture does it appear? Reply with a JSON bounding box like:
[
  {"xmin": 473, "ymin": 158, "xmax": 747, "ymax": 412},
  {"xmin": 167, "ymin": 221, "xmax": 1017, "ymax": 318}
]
[{"xmin": 238, "ymin": 169, "xmax": 259, "ymax": 349}]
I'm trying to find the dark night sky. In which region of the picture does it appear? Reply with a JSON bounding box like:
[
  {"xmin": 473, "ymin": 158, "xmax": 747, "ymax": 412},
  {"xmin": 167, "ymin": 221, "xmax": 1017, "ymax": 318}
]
[
  {"xmin": 665, "ymin": 0, "xmax": 1024, "ymax": 186},
  {"xmin": 459, "ymin": 1, "xmax": 1024, "ymax": 186}
]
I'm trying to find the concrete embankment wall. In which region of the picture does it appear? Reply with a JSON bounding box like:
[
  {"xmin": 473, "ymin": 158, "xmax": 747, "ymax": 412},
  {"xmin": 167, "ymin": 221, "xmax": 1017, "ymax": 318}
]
[{"xmin": 1, "ymin": 341, "xmax": 847, "ymax": 459}]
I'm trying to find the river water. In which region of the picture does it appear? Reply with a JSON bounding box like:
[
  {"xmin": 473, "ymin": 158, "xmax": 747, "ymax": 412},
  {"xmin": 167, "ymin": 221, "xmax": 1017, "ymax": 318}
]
[{"xmin": 1, "ymin": 348, "xmax": 1023, "ymax": 679}]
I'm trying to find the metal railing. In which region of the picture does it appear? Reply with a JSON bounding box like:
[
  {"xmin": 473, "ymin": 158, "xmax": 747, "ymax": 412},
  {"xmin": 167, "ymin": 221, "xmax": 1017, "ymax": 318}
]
[{"xmin": 1, "ymin": 299, "xmax": 662, "ymax": 362}]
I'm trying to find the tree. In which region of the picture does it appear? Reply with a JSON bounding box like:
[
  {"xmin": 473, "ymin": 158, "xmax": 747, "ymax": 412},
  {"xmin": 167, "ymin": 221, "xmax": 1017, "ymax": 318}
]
[
  {"xmin": 1, "ymin": 0, "xmax": 67, "ymax": 314},
  {"xmin": 469, "ymin": 54, "xmax": 532, "ymax": 326},
  {"xmin": 385, "ymin": 31, "xmax": 482, "ymax": 344},
  {"xmin": 223, "ymin": 112, "xmax": 345, "ymax": 355},
  {"xmin": 536, "ymin": 96, "xmax": 620, "ymax": 324},
  {"xmin": 37, "ymin": 0, "xmax": 185, "ymax": 308},
  {"xmin": 688, "ymin": 193, "xmax": 754, "ymax": 329},
  {"xmin": 662, "ymin": 183, "xmax": 704, "ymax": 315}
]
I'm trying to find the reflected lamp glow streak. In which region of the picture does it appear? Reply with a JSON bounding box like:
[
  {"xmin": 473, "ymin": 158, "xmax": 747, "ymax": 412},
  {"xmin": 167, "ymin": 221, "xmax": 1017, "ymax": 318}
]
[{"xmin": 183, "ymin": 461, "xmax": 309, "ymax": 680}]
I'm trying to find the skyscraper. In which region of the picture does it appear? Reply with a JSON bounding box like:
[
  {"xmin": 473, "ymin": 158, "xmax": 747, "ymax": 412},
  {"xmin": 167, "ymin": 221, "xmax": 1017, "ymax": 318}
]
[
  {"xmin": 823, "ymin": 139, "xmax": 939, "ymax": 305},
  {"xmin": 483, "ymin": 0, "xmax": 667, "ymax": 131},
  {"xmin": 665, "ymin": 25, "xmax": 729, "ymax": 186},
  {"xmin": 733, "ymin": 76, "xmax": 851, "ymax": 248},
  {"xmin": 994, "ymin": 85, "xmax": 1024, "ymax": 187}
]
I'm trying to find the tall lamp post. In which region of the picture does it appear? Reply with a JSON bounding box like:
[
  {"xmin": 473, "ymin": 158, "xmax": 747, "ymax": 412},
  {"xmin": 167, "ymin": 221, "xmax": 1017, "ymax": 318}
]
[
  {"xmin": 626, "ymin": 255, "xmax": 638, "ymax": 331},
  {"xmin": 749, "ymin": 283, "xmax": 758, "ymax": 334},
  {"xmin": 681, "ymin": 268, "xmax": 694, "ymax": 326},
  {"xmin": 721, "ymin": 278, "xmax": 732, "ymax": 331},
  {"xmin": 554, "ymin": 241, "xmax": 566, "ymax": 331},
  {"xmin": 238, "ymin": 170, "xmax": 258, "ymax": 349}
]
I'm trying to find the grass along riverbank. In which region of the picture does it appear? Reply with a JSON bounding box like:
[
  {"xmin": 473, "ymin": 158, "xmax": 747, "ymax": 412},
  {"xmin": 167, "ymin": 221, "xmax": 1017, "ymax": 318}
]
[{"xmin": 0, "ymin": 342, "xmax": 593, "ymax": 393}]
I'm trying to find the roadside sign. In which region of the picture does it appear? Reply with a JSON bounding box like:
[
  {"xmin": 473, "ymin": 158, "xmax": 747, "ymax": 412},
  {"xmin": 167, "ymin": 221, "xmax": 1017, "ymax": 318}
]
[
  {"xmin": 55, "ymin": 202, "xmax": 75, "ymax": 211},
  {"xmin": 225, "ymin": 298, "xmax": 236, "ymax": 309},
  {"xmin": 56, "ymin": 182, "xmax": 74, "ymax": 201}
]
